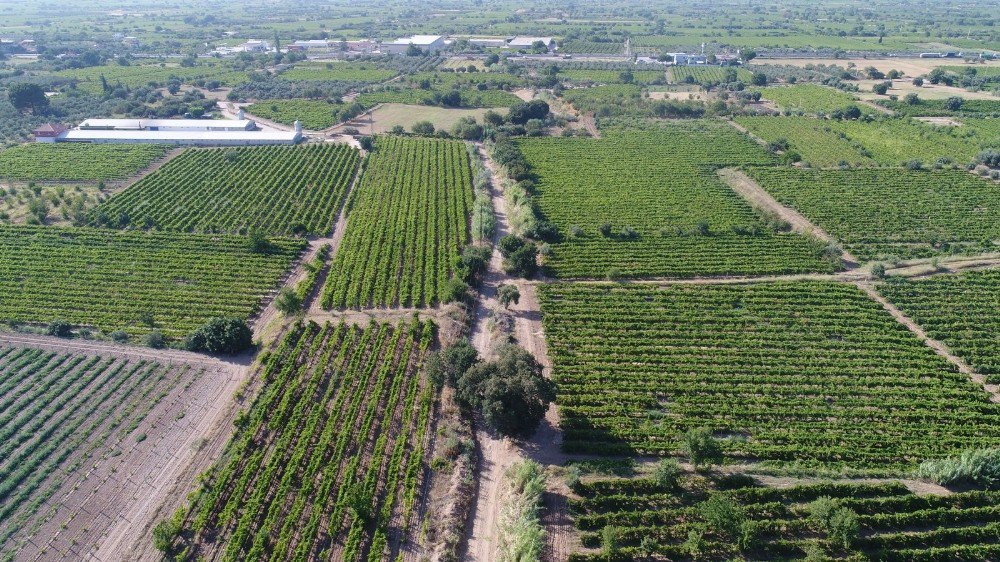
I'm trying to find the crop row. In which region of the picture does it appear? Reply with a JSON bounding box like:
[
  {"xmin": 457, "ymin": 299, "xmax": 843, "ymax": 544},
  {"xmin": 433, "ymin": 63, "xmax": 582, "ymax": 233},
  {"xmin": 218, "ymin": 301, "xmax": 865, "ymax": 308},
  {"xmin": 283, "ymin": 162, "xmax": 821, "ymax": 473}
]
[
  {"xmin": 93, "ymin": 144, "xmax": 360, "ymax": 236},
  {"xmin": 538, "ymin": 281, "xmax": 1000, "ymax": 467},
  {"xmin": 322, "ymin": 136, "xmax": 473, "ymax": 309},
  {"xmin": 748, "ymin": 168, "xmax": 1000, "ymax": 260},
  {"xmin": 177, "ymin": 319, "xmax": 435, "ymax": 561},
  {"xmin": 0, "ymin": 143, "xmax": 167, "ymax": 182},
  {"xmin": 0, "ymin": 225, "xmax": 303, "ymax": 338}
]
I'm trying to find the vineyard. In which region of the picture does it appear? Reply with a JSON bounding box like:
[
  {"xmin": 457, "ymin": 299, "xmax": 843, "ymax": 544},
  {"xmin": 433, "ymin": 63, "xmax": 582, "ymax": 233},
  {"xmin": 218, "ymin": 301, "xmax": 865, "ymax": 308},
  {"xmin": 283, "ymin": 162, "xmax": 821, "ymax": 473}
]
[
  {"xmin": 747, "ymin": 168, "xmax": 1000, "ymax": 260},
  {"xmin": 0, "ymin": 345, "xmax": 209, "ymax": 560},
  {"xmin": 0, "ymin": 143, "xmax": 167, "ymax": 181},
  {"xmin": 569, "ymin": 472, "xmax": 1000, "ymax": 561},
  {"xmin": 322, "ymin": 136, "xmax": 473, "ymax": 309},
  {"xmin": 734, "ymin": 116, "xmax": 876, "ymax": 167},
  {"xmin": 880, "ymin": 270, "xmax": 1000, "ymax": 383},
  {"xmin": 174, "ymin": 319, "xmax": 436, "ymax": 561},
  {"xmin": 559, "ymin": 69, "xmax": 665, "ymax": 85},
  {"xmin": 52, "ymin": 63, "xmax": 249, "ymax": 94},
  {"xmin": 518, "ymin": 122, "xmax": 835, "ymax": 279},
  {"xmin": 667, "ymin": 66, "xmax": 753, "ymax": 84},
  {"xmin": 245, "ymin": 99, "xmax": 348, "ymax": 130},
  {"xmin": 559, "ymin": 84, "xmax": 643, "ymax": 115},
  {"xmin": 355, "ymin": 88, "xmax": 521, "ymax": 108},
  {"xmin": 0, "ymin": 225, "xmax": 303, "ymax": 339},
  {"xmin": 93, "ymin": 144, "xmax": 360, "ymax": 235},
  {"xmin": 757, "ymin": 84, "xmax": 864, "ymax": 114},
  {"xmin": 559, "ymin": 41, "xmax": 625, "ymax": 54},
  {"xmin": 538, "ymin": 282, "xmax": 1000, "ymax": 467},
  {"xmin": 279, "ymin": 62, "xmax": 396, "ymax": 83},
  {"xmin": 880, "ymin": 98, "xmax": 1000, "ymax": 117}
]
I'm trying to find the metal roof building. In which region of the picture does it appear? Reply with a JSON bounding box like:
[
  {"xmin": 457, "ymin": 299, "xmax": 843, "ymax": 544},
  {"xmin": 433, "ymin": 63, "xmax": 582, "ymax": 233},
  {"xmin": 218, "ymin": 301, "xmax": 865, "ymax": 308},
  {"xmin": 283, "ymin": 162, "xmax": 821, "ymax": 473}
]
[
  {"xmin": 381, "ymin": 35, "xmax": 446, "ymax": 55},
  {"xmin": 58, "ymin": 129, "xmax": 301, "ymax": 146},
  {"xmin": 78, "ymin": 118, "xmax": 255, "ymax": 131}
]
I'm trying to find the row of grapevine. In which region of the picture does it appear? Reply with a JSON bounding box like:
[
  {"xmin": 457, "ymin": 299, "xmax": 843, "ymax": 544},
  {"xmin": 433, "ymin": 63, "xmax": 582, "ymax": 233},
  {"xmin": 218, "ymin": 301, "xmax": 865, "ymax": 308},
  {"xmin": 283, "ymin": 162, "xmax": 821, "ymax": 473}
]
[
  {"xmin": 748, "ymin": 168, "xmax": 1000, "ymax": 260},
  {"xmin": 0, "ymin": 143, "xmax": 167, "ymax": 182},
  {"xmin": 518, "ymin": 122, "xmax": 835, "ymax": 279},
  {"xmin": 175, "ymin": 319, "xmax": 436, "ymax": 561},
  {"xmin": 538, "ymin": 281, "xmax": 1000, "ymax": 467},
  {"xmin": 321, "ymin": 136, "xmax": 473, "ymax": 309},
  {"xmin": 0, "ymin": 225, "xmax": 304, "ymax": 338},
  {"xmin": 92, "ymin": 144, "xmax": 360, "ymax": 236},
  {"xmin": 569, "ymin": 470, "xmax": 1000, "ymax": 561},
  {"xmin": 667, "ymin": 66, "xmax": 753, "ymax": 84},
  {"xmin": 734, "ymin": 116, "xmax": 877, "ymax": 167},
  {"xmin": 0, "ymin": 346, "xmax": 194, "ymax": 559}
]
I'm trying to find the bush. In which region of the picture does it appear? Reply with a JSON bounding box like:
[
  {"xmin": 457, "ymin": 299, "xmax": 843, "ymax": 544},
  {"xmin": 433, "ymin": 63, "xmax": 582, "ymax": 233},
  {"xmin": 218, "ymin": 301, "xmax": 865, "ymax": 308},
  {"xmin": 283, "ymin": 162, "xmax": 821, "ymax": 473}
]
[
  {"xmin": 917, "ymin": 448, "xmax": 1000, "ymax": 489},
  {"xmin": 275, "ymin": 287, "xmax": 303, "ymax": 315},
  {"xmin": 652, "ymin": 458, "xmax": 682, "ymax": 489},
  {"xmin": 110, "ymin": 330, "xmax": 129, "ymax": 343},
  {"xmin": 683, "ymin": 427, "xmax": 723, "ymax": 468},
  {"xmin": 872, "ymin": 81, "xmax": 891, "ymax": 95},
  {"xmin": 412, "ymin": 120, "xmax": 435, "ymax": 136},
  {"xmin": 442, "ymin": 276, "xmax": 471, "ymax": 303},
  {"xmin": 828, "ymin": 507, "xmax": 859, "ymax": 548},
  {"xmin": 143, "ymin": 330, "xmax": 165, "ymax": 349},
  {"xmin": 47, "ymin": 320, "xmax": 72, "ymax": 338},
  {"xmin": 425, "ymin": 339, "xmax": 480, "ymax": 388},
  {"xmin": 601, "ymin": 525, "xmax": 620, "ymax": 555},
  {"xmin": 698, "ymin": 492, "xmax": 745, "ymax": 539},
  {"xmin": 185, "ymin": 317, "xmax": 253, "ymax": 354},
  {"xmin": 455, "ymin": 343, "xmax": 555, "ymax": 437},
  {"xmin": 974, "ymin": 149, "xmax": 1000, "ymax": 168}
]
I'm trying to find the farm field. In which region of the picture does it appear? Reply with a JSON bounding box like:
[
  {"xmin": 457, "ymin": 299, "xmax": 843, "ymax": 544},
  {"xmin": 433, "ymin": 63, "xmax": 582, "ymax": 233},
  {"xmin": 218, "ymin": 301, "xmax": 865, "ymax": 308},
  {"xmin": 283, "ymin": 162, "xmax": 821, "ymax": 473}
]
[
  {"xmin": 734, "ymin": 116, "xmax": 875, "ymax": 167},
  {"xmin": 880, "ymin": 270, "xmax": 1000, "ymax": 383},
  {"xmin": 559, "ymin": 40, "xmax": 624, "ymax": 54},
  {"xmin": 244, "ymin": 99, "xmax": 347, "ymax": 130},
  {"xmin": 0, "ymin": 342, "xmax": 236, "ymax": 562},
  {"xmin": 747, "ymin": 168, "xmax": 1000, "ymax": 260},
  {"xmin": 560, "ymin": 84, "xmax": 643, "ymax": 114},
  {"xmin": 667, "ymin": 66, "xmax": 752, "ymax": 84},
  {"xmin": 52, "ymin": 63, "xmax": 248, "ymax": 94},
  {"xmin": 757, "ymin": 84, "xmax": 864, "ymax": 114},
  {"xmin": 322, "ymin": 136, "xmax": 472, "ymax": 309},
  {"xmin": 559, "ymin": 69, "xmax": 665, "ymax": 85},
  {"xmin": 538, "ymin": 282, "xmax": 1000, "ymax": 467},
  {"xmin": 278, "ymin": 61, "xmax": 396, "ymax": 83},
  {"xmin": 173, "ymin": 319, "xmax": 436, "ymax": 561},
  {"xmin": 0, "ymin": 144, "xmax": 167, "ymax": 182},
  {"xmin": 0, "ymin": 225, "xmax": 303, "ymax": 339},
  {"xmin": 336, "ymin": 103, "xmax": 505, "ymax": 134},
  {"xmin": 0, "ymin": 182, "xmax": 103, "ymax": 226},
  {"xmin": 518, "ymin": 121, "xmax": 835, "ymax": 279},
  {"xmin": 569, "ymin": 472, "xmax": 1000, "ymax": 561},
  {"xmin": 355, "ymin": 88, "xmax": 521, "ymax": 108},
  {"xmin": 879, "ymin": 97, "xmax": 1000, "ymax": 117},
  {"xmin": 93, "ymin": 144, "xmax": 359, "ymax": 236}
]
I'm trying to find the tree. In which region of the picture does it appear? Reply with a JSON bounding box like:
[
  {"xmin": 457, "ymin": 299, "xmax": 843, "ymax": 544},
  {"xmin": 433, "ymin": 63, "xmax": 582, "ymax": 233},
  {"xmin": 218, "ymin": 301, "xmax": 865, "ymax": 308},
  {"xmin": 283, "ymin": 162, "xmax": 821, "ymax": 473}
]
[
  {"xmin": 683, "ymin": 427, "xmax": 723, "ymax": 468},
  {"xmin": 498, "ymin": 235, "xmax": 537, "ymax": 278},
  {"xmin": 904, "ymin": 92, "xmax": 920, "ymax": 105},
  {"xmin": 47, "ymin": 320, "xmax": 72, "ymax": 338},
  {"xmin": 944, "ymin": 96, "xmax": 964, "ymax": 111},
  {"xmin": 143, "ymin": 330, "xmax": 165, "ymax": 349},
  {"xmin": 275, "ymin": 287, "xmax": 303, "ymax": 315},
  {"xmin": 750, "ymin": 72, "xmax": 767, "ymax": 86},
  {"xmin": 872, "ymin": 81, "xmax": 891, "ymax": 95},
  {"xmin": 247, "ymin": 231, "xmax": 273, "ymax": 253},
  {"xmin": 496, "ymin": 284, "xmax": 520, "ymax": 309},
  {"xmin": 442, "ymin": 276, "xmax": 470, "ymax": 303},
  {"xmin": 412, "ymin": 120, "xmax": 435, "ymax": 136},
  {"xmin": 185, "ymin": 317, "xmax": 253, "ymax": 354},
  {"xmin": 698, "ymin": 492, "xmax": 746, "ymax": 539},
  {"xmin": 8, "ymin": 83, "xmax": 49, "ymax": 113},
  {"xmin": 451, "ymin": 116, "xmax": 484, "ymax": 140},
  {"xmin": 456, "ymin": 344, "xmax": 555, "ymax": 437},
  {"xmin": 618, "ymin": 70, "xmax": 634, "ymax": 84},
  {"xmin": 405, "ymin": 43, "xmax": 422, "ymax": 56},
  {"xmin": 507, "ymin": 100, "xmax": 550, "ymax": 125},
  {"xmin": 439, "ymin": 89, "xmax": 462, "ymax": 107},
  {"xmin": 483, "ymin": 110, "xmax": 505, "ymax": 127},
  {"xmin": 912, "ymin": 76, "xmax": 924, "ymax": 87},
  {"xmin": 653, "ymin": 458, "xmax": 682, "ymax": 489},
  {"xmin": 740, "ymin": 49, "xmax": 757, "ymax": 62},
  {"xmin": 358, "ymin": 136, "xmax": 374, "ymax": 151},
  {"xmin": 425, "ymin": 340, "xmax": 480, "ymax": 388},
  {"xmin": 485, "ymin": 53, "xmax": 500, "ymax": 66}
]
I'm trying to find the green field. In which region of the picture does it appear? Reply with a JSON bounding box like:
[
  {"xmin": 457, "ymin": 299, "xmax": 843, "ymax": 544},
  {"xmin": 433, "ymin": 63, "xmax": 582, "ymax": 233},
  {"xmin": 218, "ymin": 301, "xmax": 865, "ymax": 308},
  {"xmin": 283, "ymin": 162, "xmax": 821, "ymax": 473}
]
[
  {"xmin": 0, "ymin": 144, "xmax": 167, "ymax": 182},
  {"xmin": 173, "ymin": 320, "xmax": 435, "ymax": 561},
  {"xmin": 539, "ymin": 281, "xmax": 1000, "ymax": 467},
  {"xmin": 518, "ymin": 121, "xmax": 834, "ymax": 279},
  {"xmin": 93, "ymin": 144, "xmax": 359, "ymax": 236},
  {"xmin": 0, "ymin": 226, "xmax": 303, "ymax": 339},
  {"xmin": 747, "ymin": 168, "xmax": 1000, "ymax": 260},
  {"xmin": 245, "ymin": 99, "xmax": 347, "ymax": 130},
  {"xmin": 667, "ymin": 66, "xmax": 753, "ymax": 84},
  {"xmin": 734, "ymin": 116, "xmax": 875, "ymax": 167},
  {"xmin": 758, "ymin": 84, "xmax": 864, "ymax": 114},
  {"xmin": 880, "ymin": 270, "xmax": 1000, "ymax": 384},
  {"xmin": 53, "ymin": 63, "xmax": 248, "ymax": 93},
  {"xmin": 880, "ymin": 97, "xmax": 1000, "ymax": 117},
  {"xmin": 279, "ymin": 61, "xmax": 396, "ymax": 82},
  {"xmin": 355, "ymin": 88, "xmax": 521, "ymax": 108},
  {"xmin": 321, "ymin": 136, "xmax": 473, "ymax": 309},
  {"xmin": 560, "ymin": 69, "xmax": 665, "ymax": 85}
]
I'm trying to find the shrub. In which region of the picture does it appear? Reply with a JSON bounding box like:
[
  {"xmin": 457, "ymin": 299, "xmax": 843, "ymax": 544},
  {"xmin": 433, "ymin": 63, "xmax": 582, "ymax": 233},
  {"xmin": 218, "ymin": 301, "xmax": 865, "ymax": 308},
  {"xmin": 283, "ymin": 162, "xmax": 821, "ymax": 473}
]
[
  {"xmin": 47, "ymin": 320, "xmax": 72, "ymax": 338},
  {"xmin": 698, "ymin": 492, "xmax": 745, "ymax": 539},
  {"xmin": 143, "ymin": 330, "xmax": 165, "ymax": 349},
  {"xmin": 275, "ymin": 287, "xmax": 303, "ymax": 315},
  {"xmin": 601, "ymin": 525, "xmax": 620, "ymax": 555},
  {"xmin": 442, "ymin": 276, "xmax": 471, "ymax": 303},
  {"xmin": 425, "ymin": 339, "xmax": 480, "ymax": 388},
  {"xmin": 185, "ymin": 317, "xmax": 253, "ymax": 354},
  {"xmin": 497, "ymin": 284, "xmax": 521, "ymax": 309},
  {"xmin": 828, "ymin": 507, "xmax": 859, "ymax": 548},
  {"xmin": 652, "ymin": 458, "xmax": 682, "ymax": 489},
  {"xmin": 683, "ymin": 427, "xmax": 723, "ymax": 468},
  {"xmin": 917, "ymin": 448, "xmax": 1000, "ymax": 489},
  {"xmin": 412, "ymin": 121, "xmax": 435, "ymax": 136},
  {"xmin": 110, "ymin": 330, "xmax": 129, "ymax": 343}
]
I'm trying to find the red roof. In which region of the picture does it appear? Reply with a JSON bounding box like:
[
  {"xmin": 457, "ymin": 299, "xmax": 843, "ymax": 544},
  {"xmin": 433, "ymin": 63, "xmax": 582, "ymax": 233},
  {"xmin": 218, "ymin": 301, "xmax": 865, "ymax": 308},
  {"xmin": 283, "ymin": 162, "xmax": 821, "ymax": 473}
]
[{"xmin": 33, "ymin": 123, "xmax": 67, "ymax": 136}]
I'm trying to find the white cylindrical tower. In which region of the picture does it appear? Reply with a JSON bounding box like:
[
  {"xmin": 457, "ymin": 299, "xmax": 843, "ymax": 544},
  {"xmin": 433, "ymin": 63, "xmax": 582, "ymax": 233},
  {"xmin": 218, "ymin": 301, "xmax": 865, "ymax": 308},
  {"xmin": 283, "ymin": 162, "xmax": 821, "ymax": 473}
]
[
  {"xmin": 237, "ymin": 108, "xmax": 245, "ymax": 120},
  {"xmin": 294, "ymin": 120, "xmax": 302, "ymax": 133}
]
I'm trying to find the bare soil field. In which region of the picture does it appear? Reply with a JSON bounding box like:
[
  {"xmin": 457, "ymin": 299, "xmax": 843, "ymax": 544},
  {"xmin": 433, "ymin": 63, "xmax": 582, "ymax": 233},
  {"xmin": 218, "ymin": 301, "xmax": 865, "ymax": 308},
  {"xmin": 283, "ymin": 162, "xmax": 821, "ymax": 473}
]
[
  {"xmin": 856, "ymin": 79, "xmax": 1000, "ymax": 101},
  {"xmin": 0, "ymin": 335, "xmax": 246, "ymax": 562},
  {"xmin": 331, "ymin": 103, "xmax": 506, "ymax": 135},
  {"xmin": 761, "ymin": 57, "xmax": 1000, "ymax": 78}
]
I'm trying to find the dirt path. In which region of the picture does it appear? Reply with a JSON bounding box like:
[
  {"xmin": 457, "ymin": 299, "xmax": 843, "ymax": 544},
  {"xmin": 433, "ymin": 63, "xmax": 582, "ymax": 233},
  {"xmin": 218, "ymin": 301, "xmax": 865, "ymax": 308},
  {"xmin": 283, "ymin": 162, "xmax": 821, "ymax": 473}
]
[
  {"xmin": 727, "ymin": 119, "xmax": 769, "ymax": 148},
  {"xmin": 0, "ymin": 332, "xmax": 241, "ymax": 368},
  {"xmin": 857, "ymin": 282, "xmax": 1000, "ymax": 402},
  {"xmin": 108, "ymin": 148, "xmax": 184, "ymax": 194},
  {"xmin": 581, "ymin": 112, "xmax": 600, "ymax": 139},
  {"xmin": 717, "ymin": 167, "xmax": 859, "ymax": 267}
]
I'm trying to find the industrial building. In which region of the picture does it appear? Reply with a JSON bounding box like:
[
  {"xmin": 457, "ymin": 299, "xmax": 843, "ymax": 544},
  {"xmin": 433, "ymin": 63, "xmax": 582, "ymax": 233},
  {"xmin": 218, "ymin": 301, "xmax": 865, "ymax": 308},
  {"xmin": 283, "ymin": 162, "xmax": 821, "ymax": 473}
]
[
  {"xmin": 381, "ymin": 35, "xmax": 446, "ymax": 55},
  {"xmin": 506, "ymin": 37, "xmax": 557, "ymax": 51},
  {"xmin": 34, "ymin": 116, "xmax": 301, "ymax": 146}
]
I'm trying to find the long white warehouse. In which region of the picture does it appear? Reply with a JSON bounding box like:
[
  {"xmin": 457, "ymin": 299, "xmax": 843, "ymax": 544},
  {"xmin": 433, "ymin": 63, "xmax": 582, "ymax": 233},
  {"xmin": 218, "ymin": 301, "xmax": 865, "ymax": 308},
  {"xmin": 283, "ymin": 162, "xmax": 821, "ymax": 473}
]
[
  {"xmin": 34, "ymin": 117, "xmax": 302, "ymax": 145},
  {"xmin": 78, "ymin": 118, "xmax": 256, "ymax": 131}
]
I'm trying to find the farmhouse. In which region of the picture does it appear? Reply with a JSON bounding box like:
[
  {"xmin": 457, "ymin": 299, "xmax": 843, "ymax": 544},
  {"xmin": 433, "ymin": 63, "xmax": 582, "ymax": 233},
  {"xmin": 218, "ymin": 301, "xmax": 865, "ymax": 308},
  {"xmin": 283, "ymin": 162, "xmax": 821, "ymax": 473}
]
[
  {"xmin": 507, "ymin": 36, "xmax": 557, "ymax": 51},
  {"xmin": 242, "ymin": 39, "xmax": 270, "ymax": 53},
  {"xmin": 381, "ymin": 35, "xmax": 446, "ymax": 55},
  {"xmin": 34, "ymin": 118, "xmax": 301, "ymax": 146},
  {"xmin": 289, "ymin": 39, "xmax": 333, "ymax": 51},
  {"xmin": 664, "ymin": 52, "xmax": 708, "ymax": 65}
]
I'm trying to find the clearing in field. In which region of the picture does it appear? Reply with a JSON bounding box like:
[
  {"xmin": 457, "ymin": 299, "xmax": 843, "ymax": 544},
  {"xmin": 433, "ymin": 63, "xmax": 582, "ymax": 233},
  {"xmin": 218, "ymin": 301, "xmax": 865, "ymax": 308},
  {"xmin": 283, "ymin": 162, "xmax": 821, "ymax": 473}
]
[
  {"xmin": 539, "ymin": 281, "xmax": 1000, "ymax": 467},
  {"xmin": 322, "ymin": 136, "xmax": 473, "ymax": 309},
  {"xmin": 173, "ymin": 320, "xmax": 436, "ymax": 561},
  {"xmin": 747, "ymin": 168, "xmax": 1000, "ymax": 260},
  {"xmin": 570, "ymin": 472, "xmax": 1000, "ymax": 560},
  {"xmin": 336, "ymin": 103, "xmax": 505, "ymax": 134},
  {"xmin": 518, "ymin": 121, "xmax": 835, "ymax": 279},
  {"xmin": 92, "ymin": 144, "xmax": 360, "ymax": 236},
  {"xmin": 880, "ymin": 270, "xmax": 1000, "ymax": 384},
  {"xmin": 0, "ymin": 225, "xmax": 303, "ymax": 339},
  {"xmin": 0, "ymin": 342, "xmax": 234, "ymax": 561},
  {"xmin": 0, "ymin": 143, "xmax": 167, "ymax": 182}
]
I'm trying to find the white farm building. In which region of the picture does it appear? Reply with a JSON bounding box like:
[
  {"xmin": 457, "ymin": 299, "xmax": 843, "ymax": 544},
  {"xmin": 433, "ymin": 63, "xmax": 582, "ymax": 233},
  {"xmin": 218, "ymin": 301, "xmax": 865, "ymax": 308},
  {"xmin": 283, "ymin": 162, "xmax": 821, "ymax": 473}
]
[
  {"xmin": 381, "ymin": 35, "xmax": 446, "ymax": 55},
  {"xmin": 35, "ymin": 117, "xmax": 301, "ymax": 146}
]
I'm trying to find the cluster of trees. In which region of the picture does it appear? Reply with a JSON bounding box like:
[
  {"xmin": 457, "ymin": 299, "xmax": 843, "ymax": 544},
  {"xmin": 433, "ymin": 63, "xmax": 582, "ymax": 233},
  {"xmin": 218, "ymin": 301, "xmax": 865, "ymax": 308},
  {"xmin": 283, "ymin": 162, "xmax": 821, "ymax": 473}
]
[
  {"xmin": 426, "ymin": 340, "xmax": 555, "ymax": 437},
  {"xmin": 184, "ymin": 317, "xmax": 254, "ymax": 354}
]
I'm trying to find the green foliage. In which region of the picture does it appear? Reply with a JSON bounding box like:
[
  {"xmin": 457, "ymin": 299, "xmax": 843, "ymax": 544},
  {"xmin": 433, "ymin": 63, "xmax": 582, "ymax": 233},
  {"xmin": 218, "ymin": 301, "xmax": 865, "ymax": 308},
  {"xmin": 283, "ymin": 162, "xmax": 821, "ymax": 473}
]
[
  {"xmin": 7, "ymin": 83, "xmax": 49, "ymax": 113},
  {"xmin": 46, "ymin": 320, "xmax": 72, "ymax": 338},
  {"xmin": 498, "ymin": 460, "xmax": 546, "ymax": 562},
  {"xmin": 757, "ymin": 84, "xmax": 864, "ymax": 114},
  {"xmin": 94, "ymin": 144, "xmax": 359, "ymax": 236},
  {"xmin": 699, "ymin": 492, "xmax": 746, "ymax": 539},
  {"xmin": 683, "ymin": 428, "xmax": 723, "ymax": 468},
  {"xmin": 185, "ymin": 317, "xmax": 253, "ymax": 355},
  {"xmin": 275, "ymin": 287, "xmax": 303, "ymax": 315},
  {"xmin": 496, "ymin": 284, "xmax": 521, "ymax": 309},
  {"xmin": 322, "ymin": 137, "xmax": 473, "ymax": 309},
  {"xmin": 456, "ymin": 344, "xmax": 556, "ymax": 437},
  {"xmin": 0, "ymin": 144, "xmax": 166, "ymax": 182},
  {"xmin": 245, "ymin": 99, "xmax": 354, "ymax": 130},
  {"xmin": 425, "ymin": 339, "xmax": 480, "ymax": 388},
  {"xmin": 498, "ymin": 235, "xmax": 538, "ymax": 278},
  {"xmin": 917, "ymin": 448, "xmax": 1000, "ymax": 489},
  {"xmin": 652, "ymin": 458, "xmax": 682, "ymax": 490}
]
